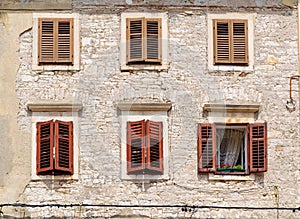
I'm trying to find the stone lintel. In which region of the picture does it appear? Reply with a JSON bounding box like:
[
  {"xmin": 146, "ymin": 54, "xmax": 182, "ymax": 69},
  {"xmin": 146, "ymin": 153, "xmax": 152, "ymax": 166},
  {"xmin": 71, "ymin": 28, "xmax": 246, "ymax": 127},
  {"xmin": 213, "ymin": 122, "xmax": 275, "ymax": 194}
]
[
  {"xmin": 117, "ymin": 102, "xmax": 172, "ymax": 111},
  {"xmin": 27, "ymin": 101, "xmax": 83, "ymax": 112},
  {"xmin": 203, "ymin": 104, "xmax": 260, "ymax": 113}
]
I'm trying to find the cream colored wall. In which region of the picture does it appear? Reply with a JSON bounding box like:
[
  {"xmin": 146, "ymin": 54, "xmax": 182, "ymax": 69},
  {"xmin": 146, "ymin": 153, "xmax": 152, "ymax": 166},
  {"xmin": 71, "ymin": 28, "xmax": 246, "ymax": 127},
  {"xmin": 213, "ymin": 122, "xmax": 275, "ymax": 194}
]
[{"xmin": 0, "ymin": 12, "xmax": 32, "ymax": 203}]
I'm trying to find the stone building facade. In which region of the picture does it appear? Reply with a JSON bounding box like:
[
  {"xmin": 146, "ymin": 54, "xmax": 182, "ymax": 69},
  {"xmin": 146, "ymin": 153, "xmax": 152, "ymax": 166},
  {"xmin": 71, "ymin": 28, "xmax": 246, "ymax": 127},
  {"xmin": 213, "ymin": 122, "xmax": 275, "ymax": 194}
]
[{"xmin": 0, "ymin": 0, "xmax": 299, "ymax": 218}]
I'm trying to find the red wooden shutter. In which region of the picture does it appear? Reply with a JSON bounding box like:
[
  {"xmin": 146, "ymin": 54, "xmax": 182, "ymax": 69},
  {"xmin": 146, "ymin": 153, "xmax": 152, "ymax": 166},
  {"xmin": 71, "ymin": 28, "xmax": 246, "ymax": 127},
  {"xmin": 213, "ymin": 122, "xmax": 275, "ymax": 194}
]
[
  {"xmin": 39, "ymin": 19, "xmax": 55, "ymax": 63},
  {"xmin": 198, "ymin": 123, "xmax": 216, "ymax": 172},
  {"xmin": 232, "ymin": 20, "xmax": 248, "ymax": 64},
  {"xmin": 214, "ymin": 19, "xmax": 248, "ymax": 65},
  {"xmin": 249, "ymin": 122, "xmax": 268, "ymax": 172},
  {"xmin": 54, "ymin": 120, "xmax": 73, "ymax": 174},
  {"xmin": 127, "ymin": 18, "xmax": 143, "ymax": 62},
  {"xmin": 145, "ymin": 19, "xmax": 161, "ymax": 62},
  {"xmin": 36, "ymin": 120, "xmax": 54, "ymax": 174},
  {"xmin": 38, "ymin": 18, "xmax": 73, "ymax": 64},
  {"xmin": 127, "ymin": 120, "xmax": 145, "ymax": 174},
  {"xmin": 146, "ymin": 120, "xmax": 163, "ymax": 174},
  {"xmin": 57, "ymin": 19, "xmax": 73, "ymax": 63}
]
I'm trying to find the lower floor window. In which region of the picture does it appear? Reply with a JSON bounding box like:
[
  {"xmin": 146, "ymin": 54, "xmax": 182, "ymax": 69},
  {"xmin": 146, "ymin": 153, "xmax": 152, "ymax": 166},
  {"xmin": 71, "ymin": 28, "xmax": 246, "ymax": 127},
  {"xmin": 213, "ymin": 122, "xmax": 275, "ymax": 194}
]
[
  {"xmin": 36, "ymin": 120, "xmax": 73, "ymax": 175},
  {"xmin": 198, "ymin": 122, "xmax": 267, "ymax": 174},
  {"xmin": 127, "ymin": 120, "xmax": 163, "ymax": 175},
  {"xmin": 216, "ymin": 125, "xmax": 247, "ymax": 173}
]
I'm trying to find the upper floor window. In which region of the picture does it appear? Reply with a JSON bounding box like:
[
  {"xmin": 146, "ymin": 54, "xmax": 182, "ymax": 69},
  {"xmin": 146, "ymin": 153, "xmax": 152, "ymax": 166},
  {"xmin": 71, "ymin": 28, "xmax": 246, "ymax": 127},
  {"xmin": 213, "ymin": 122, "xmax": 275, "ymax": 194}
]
[
  {"xmin": 32, "ymin": 13, "xmax": 80, "ymax": 71},
  {"xmin": 36, "ymin": 120, "xmax": 73, "ymax": 175},
  {"xmin": 38, "ymin": 18, "xmax": 73, "ymax": 65},
  {"xmin": 120, "ymin": 12, "xmax": 168, "ymax": 71},
  {"xmin": 208, "ymin": 13, "xmax": 254, "ymax": 71},
  {"xmin": 127, "ymin": 18, "xmax": 162, "ymax": 64},
  {"xmin": 198, "ymin": 122, "xmax": 267, "ymax": 175},
  {"xmin": 213, "ymin": 19, "xmax": 248, "ymax": 65}
]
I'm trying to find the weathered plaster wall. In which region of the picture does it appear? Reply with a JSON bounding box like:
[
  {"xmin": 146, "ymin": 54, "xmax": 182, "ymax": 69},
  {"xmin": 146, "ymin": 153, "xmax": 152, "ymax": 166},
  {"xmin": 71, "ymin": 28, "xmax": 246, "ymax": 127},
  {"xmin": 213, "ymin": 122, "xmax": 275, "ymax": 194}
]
[
  {"xmin": 11, "ymin": 4, "xmax": 300, "ymax": 218},
  {"xmin": 0, "ymin": 12, "xmax": 32, "ymax": 204}
]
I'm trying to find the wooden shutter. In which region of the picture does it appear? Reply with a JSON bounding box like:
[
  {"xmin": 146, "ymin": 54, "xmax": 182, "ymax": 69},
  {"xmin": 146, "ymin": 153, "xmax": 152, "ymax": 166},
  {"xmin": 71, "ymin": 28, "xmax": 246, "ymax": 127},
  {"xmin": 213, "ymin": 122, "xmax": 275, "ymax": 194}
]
[
  {"xmin": 36, "ymin": 120, "xmax": 54, "ymax": 174},
  {"xmin": 38, "ymin": 18, "xmax": 73, "ymax": 64},
  {"xmin": 249, "ymin": 122, "xmax": 268, "ymax": 172},
  {"xmin": 126, "ymin": 18, "xmax": 161, "ymax": 63},
  {"xmin": 146, "ymin": 120, "xmax": 163, "ymax": 174},
  {"xmin": 232, "ymin": 20, "xmax": 248, "ymax": 64},
  {"xmin": 145, "ymin": 19, "xmax": 161, "ymax": 62},
  {"xmin": 198, "ymin": 123, "xmax": 216, "ymax": 173},
  {"xmin": 54, "ymin": 120, "xmax": 73, "ymax": 174},
  {"xmin": 127, "ymin": 120, "xmax": 146, "ymax": 174},
  {"xmin": 39, "ymin": 19, "xmax": 55, "ymax": 63},
  {"xmin": 127, "ymin": 18, "xmax": 143, "ymax": 62},
  {"xmin": 57, "ymin": 19, "xmax": 73, "ymax": 63},
  {"xmin": 213, "ymin": 19, "xmax": 248, "ymax": 65}
]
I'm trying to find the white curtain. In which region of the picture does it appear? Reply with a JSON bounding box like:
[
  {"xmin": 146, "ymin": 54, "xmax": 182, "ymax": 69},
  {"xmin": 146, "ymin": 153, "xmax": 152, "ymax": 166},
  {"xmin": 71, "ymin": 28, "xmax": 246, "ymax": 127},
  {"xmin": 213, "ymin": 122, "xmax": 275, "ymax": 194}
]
[{"xmin": 217, "ymin": 128, "xmax": 245, "ymax": 167}]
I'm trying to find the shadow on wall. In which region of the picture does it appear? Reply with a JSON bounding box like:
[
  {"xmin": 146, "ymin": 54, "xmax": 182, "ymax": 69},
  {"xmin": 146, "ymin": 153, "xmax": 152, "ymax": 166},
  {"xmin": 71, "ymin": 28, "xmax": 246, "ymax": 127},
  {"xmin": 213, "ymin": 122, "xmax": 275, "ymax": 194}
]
[{"xmin": 0, "ymin": 116, "xmax": 13, "ymax": 186}]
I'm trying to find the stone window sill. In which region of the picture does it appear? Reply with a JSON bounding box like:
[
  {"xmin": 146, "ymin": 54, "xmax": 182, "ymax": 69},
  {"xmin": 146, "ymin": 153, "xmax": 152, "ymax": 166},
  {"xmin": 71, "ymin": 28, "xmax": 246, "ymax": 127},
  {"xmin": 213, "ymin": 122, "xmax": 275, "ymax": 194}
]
[{"xmin": 208, "ymin": 173, "xmax": 255, "ymax": 181}]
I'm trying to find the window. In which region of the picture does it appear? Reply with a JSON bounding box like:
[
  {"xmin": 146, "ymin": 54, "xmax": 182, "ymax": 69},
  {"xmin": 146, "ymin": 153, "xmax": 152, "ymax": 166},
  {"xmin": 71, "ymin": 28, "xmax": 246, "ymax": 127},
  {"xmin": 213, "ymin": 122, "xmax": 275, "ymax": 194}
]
[
  {"xmin": 38, "ymin": 18, "xmax": 73, "ymax": 64},
  {"xmin": 32, "ymin": 13, "xmax": 80, "ymax": 71},
  {"xmin": 213, "ymin": 19, "xmax": 248, "ymax": 65},
  {"xmin": 127, "ymin": 120, "xmax": 163, "ymax": 175},
  {"xmin": 126, "ymin": 18, "xmax": 161, "ymax": 64},
  {"xmin": 27, "ymin": 101, "xmax": 82, "ymax": 180},
  {"xmin": 36, "ymin": 120, "xmax": 73, "ymax": 175},
  {"xmin": 198, "ymin": 122, "xmax": 267, "ymax": 174},
  {"xmin": 207, "ymin": 13, "xmax": 254, "ymax": 71},
  {"xmin": 118, "ymin": 102, "xmax": 171, "ymax": 180},
  {"xmin": 120, "ymin": 12, "xmax": 168, "ymax": 71}
]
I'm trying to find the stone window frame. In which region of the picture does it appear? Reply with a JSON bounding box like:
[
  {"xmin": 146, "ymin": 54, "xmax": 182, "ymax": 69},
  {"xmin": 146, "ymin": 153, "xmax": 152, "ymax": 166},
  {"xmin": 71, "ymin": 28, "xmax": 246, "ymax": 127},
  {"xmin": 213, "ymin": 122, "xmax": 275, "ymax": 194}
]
[
  {"xmin": 120, "ymin": 12, "xmax": 168, "ymax": 71},
  {"xmin": 207, "ymin": 13, "xmax": 255, "ymax": 71},
  {"xmin": 32, "ymin": 13, "xmax": 80, "ymax": 71},
  {"xmin": 27, "ymin": 101, "xmax": 82, "ymax": 180},
  {"xmin": 118, "ymin": 103, "xmax": 171, "ymax": 181}
]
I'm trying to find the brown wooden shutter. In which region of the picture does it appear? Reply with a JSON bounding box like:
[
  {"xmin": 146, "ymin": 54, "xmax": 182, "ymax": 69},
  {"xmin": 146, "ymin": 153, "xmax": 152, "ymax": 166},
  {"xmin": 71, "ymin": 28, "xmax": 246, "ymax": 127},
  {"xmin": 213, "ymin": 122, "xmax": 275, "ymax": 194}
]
[
  {"xmin": 232, "ymin": 20, "xmax": 248, "ymax": 64},
  {"xmin": 249, "ymin": 122, "xmax": 268, "ymax": 172},
  {"xmin": 145, "ymin": 19, "xmax": 161, "ymax": 62},
  {"xmin": 127, "ymin": 18, "xmax": 143, "ymax": 62},
  {"xmin": 213, "ymin": 19, "xmax": 248, "ymax": 65},
  {"xmin": 127, "ymin": 120, "xmax": 146, "ymax": 174},
  {"xmin": 146, "ymin": 120, "xmax": 163, "ymax": 174},
  {"xmin": 198, "ymin": 123, "xmax": 216, "ymax": 173},
  {"xmin": 39, "ymin": 19, "xmax": 55, "ymax": 63},
  {"xmin": 214, "ymin": 19, "xmax": 230, "ymax": 64},
  {"xmin": 36, "ymin": 120, "xmax": 54, "ymax": 174},
  {"xmin": 54, "ymin": 120, "xmax": 73, "ymax": 174},
  {"xmin": 57, "ymin": 19, "xmax": 73, "ymax": 63},
  {"xmin": 38, "ymin": 18, "xmax": 73, "ymax": 64}
]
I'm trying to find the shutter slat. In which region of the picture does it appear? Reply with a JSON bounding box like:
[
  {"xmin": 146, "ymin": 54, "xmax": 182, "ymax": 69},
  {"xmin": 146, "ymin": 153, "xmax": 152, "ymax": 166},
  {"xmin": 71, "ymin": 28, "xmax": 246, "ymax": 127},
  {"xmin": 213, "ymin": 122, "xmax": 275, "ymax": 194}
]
[
  {"xmin": 127, "ymin": 120, "xmax": 145, "ymax": 174},
  {"xmin": 55, "ymin": 120, "xmax": 73, "ymax": 174},
  {"xmin": 36, "ymin": 120, "xmax": 54, "ymax": 174},
  {"xmin": 146, "ymin": 121, "xmax": 163, "ymax": 174},
  {"xmin": 198, "ymin": 124, "xmax": 216, "ymax": 173},
  {"xmin": 249, "ymin": 123, "xmax": 268, "ymax": 172}
]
